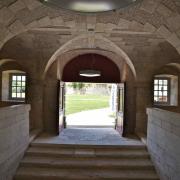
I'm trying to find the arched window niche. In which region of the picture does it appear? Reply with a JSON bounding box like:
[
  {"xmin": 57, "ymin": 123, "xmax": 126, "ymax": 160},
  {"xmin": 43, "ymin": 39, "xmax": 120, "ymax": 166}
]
[
  {"xmin": 153, "ymin": 74, "xmax": 178, "ymax": 106},
  {"xmin": 1, "ymin": 70, "xmax": 26, "ymax": 102}
]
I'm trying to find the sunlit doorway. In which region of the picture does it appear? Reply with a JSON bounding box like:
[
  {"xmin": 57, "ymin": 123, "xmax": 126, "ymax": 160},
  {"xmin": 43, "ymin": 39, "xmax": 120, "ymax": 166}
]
[{"xmin": 64, "ymin": 82, "xmax": 121, "ymax": 129}]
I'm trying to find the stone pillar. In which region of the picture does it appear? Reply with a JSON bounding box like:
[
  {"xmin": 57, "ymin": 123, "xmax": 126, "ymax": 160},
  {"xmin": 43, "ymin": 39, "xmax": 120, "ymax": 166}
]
[
  {"xmin": 122, "ymin": 66, "xmax": 136, "ymax": 135},
  {"xmin": 135, "ymin": 81, "xmax": 152, "ymax": 134},
  {"xmin": 0, "ymin": 71, "xmax": 2, "ymax": 100},
  {"xmin": 26, "ymin": 78, "xmax": 44, "ymax": 131},
  {"xmin": 43, "ymin": 79, "xmax": 59, "ymax": 134},
  {"xmin": 124, "ymin": 80, "xmax": 136, "ymax": 135}
]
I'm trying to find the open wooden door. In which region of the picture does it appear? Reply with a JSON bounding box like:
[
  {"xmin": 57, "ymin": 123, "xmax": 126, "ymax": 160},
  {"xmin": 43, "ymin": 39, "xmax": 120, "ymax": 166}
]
[
  {"xmin": 116, "ymin": 83, "xmax": 125, "ymax": 136},
  {"xmin": 56, "ymin": 81, "xmax": 66, "ymax": 135}
]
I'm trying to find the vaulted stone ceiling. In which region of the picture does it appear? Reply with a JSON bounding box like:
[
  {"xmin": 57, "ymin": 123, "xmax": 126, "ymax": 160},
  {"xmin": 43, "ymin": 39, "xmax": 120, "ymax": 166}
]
[
  {"xmin": 0, "ymin": 29, "xmax": 178, "ymax": 61},
  {"xmin": 0, "ymin": 0, "xmax": 180, "ymax": 53},
  {"xmin": 0, "ymin": 0, "xmax": 180, "ymax": 80}
]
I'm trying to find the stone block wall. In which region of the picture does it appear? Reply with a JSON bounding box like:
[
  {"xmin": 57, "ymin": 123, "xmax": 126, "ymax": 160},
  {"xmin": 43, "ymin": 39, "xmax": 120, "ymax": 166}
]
[
  {"xmin": 0, "ymin": 104, "xmax": 30, "ymax": 180},
  {"xmin": 1, "ymin": 71, "xmax": 9, "ymax": 101},
  {"xmin": 147, "ymin": 108, "xmax": 180, "ymax": 180}
]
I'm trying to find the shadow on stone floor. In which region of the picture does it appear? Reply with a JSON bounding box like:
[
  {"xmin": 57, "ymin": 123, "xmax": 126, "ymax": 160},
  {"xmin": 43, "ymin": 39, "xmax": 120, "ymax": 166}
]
[{"xmin": 34, "ymin": 128, "xmax": 143, "ymax": 146}]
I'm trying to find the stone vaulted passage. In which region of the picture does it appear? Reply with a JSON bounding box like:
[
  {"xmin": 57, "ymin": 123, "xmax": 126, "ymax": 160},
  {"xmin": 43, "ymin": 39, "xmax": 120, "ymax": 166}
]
[{"xmin": 1, "ymin": 0, "xmax": 180, "ymax": 180}]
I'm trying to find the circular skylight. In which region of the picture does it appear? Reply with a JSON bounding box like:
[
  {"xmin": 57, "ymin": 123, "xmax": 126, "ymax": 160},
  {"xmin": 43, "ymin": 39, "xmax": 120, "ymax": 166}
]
[{"xmin": 40, "ymin": 0, "xmax": 140, "ymax": 13}]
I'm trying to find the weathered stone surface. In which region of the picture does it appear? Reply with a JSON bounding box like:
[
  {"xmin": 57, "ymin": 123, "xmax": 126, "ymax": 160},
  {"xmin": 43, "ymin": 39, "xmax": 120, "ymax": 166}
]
[
  {"xmin": 140, "ymin": 0, "xmax": 159, "ymax": 14},
  {"xmin": 156, "ymin": 4, "xmax": 173, "ymax": 18},
  {"xmin": 156, "ymin": 25, "xmax": 172, "ymax": 38},
  {"xmin": 22, "ymin": 0, "xmax": 42, "ymax": 10},
  {"xmin": 8, "ymin": 0, "xmax": 26, "ymax": 14},
  {"xmin": 8, "ymin": 20, "xmax": 26, "ymax": 34},
  {"xmin": 0, "ymin": 104, "xmax": 30, "ymax": 180},
  {"xmin": 167, "ymin": 15, "xmax": 180, "ymax": 31},
  {"xmin": 0, "ymin": 7, "xmax": 14, "ymax": 26},
  {"xmin": 167, "ymin": 33, "xmax": 180, "ymax": 48},
  {"xmin": 147, "ymin": 108, "xmax": 180, "ymax": 180},
  {"xmin": 0, "ymin": 0, "xmax": 179, "ymax": 56}
]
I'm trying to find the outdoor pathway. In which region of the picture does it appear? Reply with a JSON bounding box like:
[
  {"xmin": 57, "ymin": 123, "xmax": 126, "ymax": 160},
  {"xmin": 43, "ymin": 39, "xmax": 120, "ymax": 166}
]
[{"xmin": 66, "ymin": 108, "xmax": 115, "ymax": 128}]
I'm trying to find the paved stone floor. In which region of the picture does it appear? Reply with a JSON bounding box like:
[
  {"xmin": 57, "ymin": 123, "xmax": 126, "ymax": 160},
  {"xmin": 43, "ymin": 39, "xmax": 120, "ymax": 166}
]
[
  {"xmin": 34, "ymin": 128, "xmax": 143, "ymax": 146},
  {"xmin": 66, "ymin": 108, "xmax": 115, "ymax": 128}
]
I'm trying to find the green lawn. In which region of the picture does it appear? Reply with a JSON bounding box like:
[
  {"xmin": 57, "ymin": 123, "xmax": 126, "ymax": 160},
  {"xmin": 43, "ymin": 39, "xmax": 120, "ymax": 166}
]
[{"xmin": 65, "ymin": 94, "xmax": 109, "ymax": 115}]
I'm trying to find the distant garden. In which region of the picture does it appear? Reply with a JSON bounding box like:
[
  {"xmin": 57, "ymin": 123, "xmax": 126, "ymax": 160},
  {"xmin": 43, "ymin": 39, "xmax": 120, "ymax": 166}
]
[{"xmin": 65, "ymin": 83, "xmax": 111, "ymax": 115}]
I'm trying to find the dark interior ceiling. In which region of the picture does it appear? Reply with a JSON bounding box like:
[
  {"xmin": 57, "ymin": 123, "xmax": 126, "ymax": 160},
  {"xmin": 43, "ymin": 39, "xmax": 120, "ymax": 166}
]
[{"xmin": 62, "ymin": 53, "xmax": 120, "ymax": 83}]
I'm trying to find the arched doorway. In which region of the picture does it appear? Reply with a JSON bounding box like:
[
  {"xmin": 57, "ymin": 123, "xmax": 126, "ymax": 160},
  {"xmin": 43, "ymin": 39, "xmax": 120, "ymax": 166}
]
[{"xmin": 58, "ymin": 53, "xmax": 125, "ymax": 136}]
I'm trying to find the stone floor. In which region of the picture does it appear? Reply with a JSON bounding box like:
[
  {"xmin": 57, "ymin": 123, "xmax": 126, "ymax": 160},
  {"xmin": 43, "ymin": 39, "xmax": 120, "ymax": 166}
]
[{"xmin": 34, "ymin": 128, "xmax": 143, "ymax": 146}]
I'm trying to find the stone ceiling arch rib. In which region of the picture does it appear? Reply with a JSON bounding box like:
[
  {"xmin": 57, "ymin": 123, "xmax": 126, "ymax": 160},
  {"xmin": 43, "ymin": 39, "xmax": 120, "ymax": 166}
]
[
  {"xmin": 165, "ymin": 63, "xmax": 180, "ymax": 72},
  {"xmin": 43, "ymin": 34, "xmax": 136, "ymax": 80},
  {"xmin": 0, "ymin": 0, "xmax": 180, "ymax": 54},
  {"xmin": 48, "ymin": 49, "xmax": 128, "ymax": 81},
  {"xmin": 0, "ymin": 59, "xmax": 16, "ymax": 67},
  {"xmin": 0, "ymin": 58, "xmax": 28, "ymax": 73}
]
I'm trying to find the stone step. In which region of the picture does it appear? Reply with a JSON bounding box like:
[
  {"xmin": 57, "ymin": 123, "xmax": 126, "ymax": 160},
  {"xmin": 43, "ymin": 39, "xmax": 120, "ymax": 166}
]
[
  {"xmin": 15, "ymin": 143, "xmax": 159, "ymax": 180},
  {"xmin": 27, "ymin": 146, "xmax": 149, "ymax": 158},
  {"xmin": 20, "ymin": 156, "xmax": 154, "ymax": 170},
  {"xmin": 15, "ymin": 167, "xmax": 159, "ymax": 180},
  {"xmin": 31, "ymin": 142, "xmax": 146, "ymax": 150}
]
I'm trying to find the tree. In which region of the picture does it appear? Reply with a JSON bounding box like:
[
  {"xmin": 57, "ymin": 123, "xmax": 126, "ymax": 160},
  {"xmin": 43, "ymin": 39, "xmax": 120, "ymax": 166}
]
[{"xmin": 70, "ymin": 82, "xmax": 86, "ymax": 94}]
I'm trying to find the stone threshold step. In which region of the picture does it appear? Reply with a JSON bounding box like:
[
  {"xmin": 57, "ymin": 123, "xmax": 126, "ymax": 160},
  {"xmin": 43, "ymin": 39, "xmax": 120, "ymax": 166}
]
[
  {"xmin": 27, "ymin": 146, "xmax": 148, "ymax": 154},
  {"xmin": 15, "ymin": 167, "xmax": 159, "ymax": 180},
  {"xmin": 30, "ymin": 143, "xmax": 145, "ymax": 150},
  {"xmin": 26, "ymin": 152, "xmax": 150, "ymax": 159},
  {"xmin": 26, "ymin": 147, "xmax": 150, "ymax": 158},
  {"xmin": 26, "ymin": 151, "xmax": 150, "ymax": 159},
  {"xmin": 20, "ymin": 156, "xmax": 154, "ymax": 170}
]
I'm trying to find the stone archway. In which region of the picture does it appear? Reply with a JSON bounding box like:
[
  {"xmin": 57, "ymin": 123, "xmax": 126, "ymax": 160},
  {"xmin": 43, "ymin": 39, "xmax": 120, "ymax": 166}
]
[
  {"xmin": 46, "ymin": 48, "xmax": 130, "ymax": 83},
  {"xmin": 43, "ymin": 34, "xmax": 137, "ymax": 80},
  {"xmin": 60, "ymin": 53, "xmax": 121, "ymax": 131},
  {"xmin": 43, "ymin": 48, "xmax": 136, "ymax": 135},
  {"xmin": 0, "ymin": 59, "xmax": 16, "ymax": 67},
  {"xmin": 165, "ymin": 63, "xmax": 180, "ymax": 72}
]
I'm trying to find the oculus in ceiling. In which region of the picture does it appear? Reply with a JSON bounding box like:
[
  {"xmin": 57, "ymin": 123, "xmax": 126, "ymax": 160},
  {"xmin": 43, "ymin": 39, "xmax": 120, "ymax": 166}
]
[{"xmin": 39, "ymin": 0, "xmax": 141, "ymax": 13}]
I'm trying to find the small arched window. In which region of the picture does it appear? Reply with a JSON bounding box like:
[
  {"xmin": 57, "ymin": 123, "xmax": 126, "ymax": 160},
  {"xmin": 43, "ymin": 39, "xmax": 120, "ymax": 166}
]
[
  {"xmin": 2, "ymin": 70, "xmax": 26, "ymax": 102},
  {"xmin": 153, "ymin": 75, "xmax": 178, "ymax": 106},
  {"xmin": 9, "ymin": 73, "xmax": 26, "ymax": 100}
]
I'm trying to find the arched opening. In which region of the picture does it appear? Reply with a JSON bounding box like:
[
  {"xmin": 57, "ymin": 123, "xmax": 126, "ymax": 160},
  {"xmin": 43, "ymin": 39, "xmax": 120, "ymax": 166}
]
[
  {"xmin": 40, "ymin": 34, "xmax": 138, "ymax": 143},
  {"xmin": 42, "ymin": 47, "xmax": 137, "ymax": 138},
  {"xmin": 0, "ymin": 60, "xmax": 28, "ymax": 107},
  {"xmin": 152, "ymin": 63, "xmax": 180, "ymax": 113},
  {"xmin": 57, "ymin": 53, "xmax": 127, "ymax": 139}
]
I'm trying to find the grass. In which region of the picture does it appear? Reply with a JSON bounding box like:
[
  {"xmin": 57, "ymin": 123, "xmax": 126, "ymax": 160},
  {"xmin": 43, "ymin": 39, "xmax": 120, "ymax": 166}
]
[{"xmin": 65, "ymin": 94, "xmax": 109, "ymax": 115}]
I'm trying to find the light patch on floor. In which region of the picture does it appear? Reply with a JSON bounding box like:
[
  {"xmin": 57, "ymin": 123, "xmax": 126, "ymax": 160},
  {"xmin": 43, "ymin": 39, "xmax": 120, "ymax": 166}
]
[
  {"xmin": 34, "ymin": 128, "xmax": 143, "ymax": 146},
  {"xmin": 66, "ymin": 108, "xmax": 116, "ymax": 128}
]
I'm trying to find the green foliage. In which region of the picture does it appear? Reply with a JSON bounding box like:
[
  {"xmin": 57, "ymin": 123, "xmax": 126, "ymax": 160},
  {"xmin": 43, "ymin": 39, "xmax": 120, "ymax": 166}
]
[{"xmin": 70, "ymin": 83, "xmax": 85, "ymax": 90}]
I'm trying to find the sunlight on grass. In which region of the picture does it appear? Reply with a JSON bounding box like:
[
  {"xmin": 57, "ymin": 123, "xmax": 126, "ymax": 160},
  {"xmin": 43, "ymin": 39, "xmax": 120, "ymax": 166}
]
[{"xmin": 65, "ymin": 94, "xmax": 109, "ymax": 115}]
